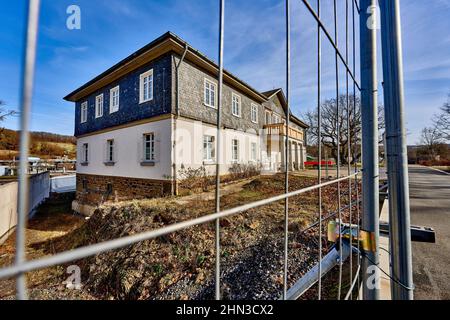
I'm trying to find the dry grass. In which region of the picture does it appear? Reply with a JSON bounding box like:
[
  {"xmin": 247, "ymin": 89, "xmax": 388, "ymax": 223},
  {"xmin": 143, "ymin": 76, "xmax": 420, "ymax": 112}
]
[{"xmin": 0, "ymin": 194, "xmax": 86, "ymax": 299}]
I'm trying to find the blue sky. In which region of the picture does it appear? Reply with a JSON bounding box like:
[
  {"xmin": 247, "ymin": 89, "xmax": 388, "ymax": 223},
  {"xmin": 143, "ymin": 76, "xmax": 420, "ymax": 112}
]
[{"xmin": 0, "ymin": 0, "xmax": 449, "ymax": 144}]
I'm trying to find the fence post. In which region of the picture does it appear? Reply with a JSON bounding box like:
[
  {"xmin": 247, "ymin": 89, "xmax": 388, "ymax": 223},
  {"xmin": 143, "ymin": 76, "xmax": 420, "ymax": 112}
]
[
  {"xmin": 379, "ymin": 0, "xmax": 414, "ymax": 300},
  {"xmin": 214, "ymin": 0, "xmax": 225, "ymax": 301},
  {"xmin": 359, "ymin": 0, "xmax": 380, "ymax": 300}
]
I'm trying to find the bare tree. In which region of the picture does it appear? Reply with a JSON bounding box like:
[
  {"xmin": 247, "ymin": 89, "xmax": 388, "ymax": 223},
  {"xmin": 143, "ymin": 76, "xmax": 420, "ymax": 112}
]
[
  {"xmin": 433, "ymin": 94, "xmax": 450, "ymax": 141},
  {"xmin": 0, "ymin": 100, "xmax": 18, "ymax": 133},
  {"xmin": 420, "ymin": 126, "xmax": 443, "ymax": 160},
  {"xmin": 302, "ymin": 94, "xmax": 384, "ymax": 164}
]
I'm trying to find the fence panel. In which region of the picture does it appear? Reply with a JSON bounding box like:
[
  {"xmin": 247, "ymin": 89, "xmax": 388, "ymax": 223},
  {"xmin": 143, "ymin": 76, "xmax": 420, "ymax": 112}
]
[{"xmin": 0, "ymin": 0, "xmax": 376, "ymax": 301}]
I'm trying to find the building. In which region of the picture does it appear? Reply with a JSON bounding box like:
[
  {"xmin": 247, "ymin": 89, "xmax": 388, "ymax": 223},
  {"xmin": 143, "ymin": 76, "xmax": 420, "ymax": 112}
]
[{"xmin": 64, "ymin": 32, "xmax": 308, "ymax": 213}]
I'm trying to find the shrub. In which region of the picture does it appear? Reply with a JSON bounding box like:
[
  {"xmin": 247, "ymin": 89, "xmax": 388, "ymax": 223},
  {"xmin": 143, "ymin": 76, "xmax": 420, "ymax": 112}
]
[
  {"xmin": 178, "ymin": 166, "xmax": 213, "ymax": 192},
  {"xmin": 228, "ymin": 163, "xmax": 261, "ymax": 180}
]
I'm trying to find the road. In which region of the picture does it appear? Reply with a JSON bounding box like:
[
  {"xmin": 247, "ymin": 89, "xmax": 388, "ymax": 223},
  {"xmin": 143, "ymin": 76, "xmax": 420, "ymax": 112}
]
[{"xmin": 409, "ymin": 165, "xmax": 450, "ymax": 300}]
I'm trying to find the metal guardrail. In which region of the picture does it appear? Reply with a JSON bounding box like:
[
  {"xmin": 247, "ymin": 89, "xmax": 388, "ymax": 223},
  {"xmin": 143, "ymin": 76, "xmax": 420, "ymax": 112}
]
[{"xmin": 1, "ymin": 0, "xmax": 367, "ymax": 301}]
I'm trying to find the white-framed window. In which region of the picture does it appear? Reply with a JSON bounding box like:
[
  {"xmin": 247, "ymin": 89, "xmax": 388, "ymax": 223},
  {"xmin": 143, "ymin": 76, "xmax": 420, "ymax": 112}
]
[
  {"xmin": 140, "ymin": 70, "xmax": 154, "ymax": 103},
  {"xmin": 251, "ymin": 142, "xmax": 257, "ymax": 161},
  {"xmin": 251, "ymin": 104, "xmax": 258, "ymax": 123},
  {"xmin": 231, "ymin": 93, "xmax": 241, "ymax": 117},
  {"xmin": 82, "ymin": 143, "xmax": 89, "ymax": 163},
  {"xmin": 273, "ymin": 113, "xmax": 281, "ymax": 124},
  {"xmin": 80, "ymin": 102, "xmax": 88, "ymax": 123},
  {"xmin": 143, "ymin": 133, "xmax": 155, "ymax": 161},
  {"xmin": 204, "ymin": 79, "xmax": 216, "ymax": 108},
  {"xmin": 95, "ymin": 94, "xmax": 104, "ymax": 118},
  {"xmin": 232, "ymin": 139, "xmax": 239, "ymax": 162},
  {"xmin": 106, "ymin": 139, "xmax": 114, "ymax": 162},
  {"xmin": 265, "ymin": 110, "xmax": 271, "ymax": 125},
  {"xmin": 110, "ymin": 86, "xmax": 120, "ymax": 113},
  {"xmin": 203, "ymin": 135, "xmax": 215, "ymax": 161}
]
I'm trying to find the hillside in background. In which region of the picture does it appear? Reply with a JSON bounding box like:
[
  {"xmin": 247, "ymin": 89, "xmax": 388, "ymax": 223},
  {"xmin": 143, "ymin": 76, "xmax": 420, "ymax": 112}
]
[{"xmin": 0, "ymin": 128, "xmax": 76, "ymax": 160}]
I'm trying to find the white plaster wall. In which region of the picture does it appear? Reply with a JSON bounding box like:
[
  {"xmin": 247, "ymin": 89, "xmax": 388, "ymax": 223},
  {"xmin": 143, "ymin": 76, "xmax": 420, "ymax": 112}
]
[
  {"xmin": 76, "ymin": 119, "xmax": 173, "ymax": 180},
  {"xmin": 76, "ymin": 117, "xmax": 306, "ymax": 182},
  {"xmin": 0, "ymin": 172, "xmax": 50, "ymax": 244},
  {"xmin": 174, "ymin": 118, "xmax": 261, "ymax": 176},
  {"xmin": 0, "ymin": 182, "xmax": 17, "ymax": 244}
]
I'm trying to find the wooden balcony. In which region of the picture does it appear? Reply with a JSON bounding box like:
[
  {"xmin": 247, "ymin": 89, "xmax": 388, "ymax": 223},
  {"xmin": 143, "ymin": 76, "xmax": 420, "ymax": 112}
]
[{"xmin": 263, "ymin": 123, "xmax": 304, "ymax": 141}]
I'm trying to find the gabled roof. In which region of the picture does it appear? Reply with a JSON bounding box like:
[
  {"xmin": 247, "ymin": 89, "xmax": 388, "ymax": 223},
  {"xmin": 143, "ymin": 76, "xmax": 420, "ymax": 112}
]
[
  {"xmin": 64, "ymin": 32, "xmax": 268, "ymax": 103},
  {"xmin": 64, "ymin": 32, "xmax": 309, "ymax": 130},
  {"xmin": 262, "ymin": 89, "xmax": 282, "ymax": 98},
  {"xmin": 262, "ymin": 88, "xmax": 309, "ymax": 129}
]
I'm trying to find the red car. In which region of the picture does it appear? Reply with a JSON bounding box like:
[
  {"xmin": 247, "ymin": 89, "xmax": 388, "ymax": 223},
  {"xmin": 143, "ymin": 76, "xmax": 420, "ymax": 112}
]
[{"xmin": 304, "ymin": 160, "xmax": 335, "ymax": 167}]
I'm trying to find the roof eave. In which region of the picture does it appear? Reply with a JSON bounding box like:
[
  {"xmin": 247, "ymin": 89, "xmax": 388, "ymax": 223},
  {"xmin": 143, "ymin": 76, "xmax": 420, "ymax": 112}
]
[{"xmin": 64, "ymin": 32, "xmax": 268, "ymax": 104}]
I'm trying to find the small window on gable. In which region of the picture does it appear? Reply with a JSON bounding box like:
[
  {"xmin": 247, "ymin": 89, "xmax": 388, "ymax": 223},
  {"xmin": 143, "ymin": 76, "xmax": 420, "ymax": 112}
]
[
  {"xmin": 251, "ymin": 104, "xmax": 258, "ymax": 123},
  {"xmin": 204, "ymin": 79, "xmax": 216, "ymax": 108},
  {"xmin": 95, "ymin": 94, "xmax": 104, "ymax": 118},
  {"xmin": 110, "ymin": 86, "xmax": 120, "ymax": 113},
  {"xmin": 265, "ymin": 110, "xmax": 272, "ymax": 125},
  {"xmin": 232, "ymin": 93, "xmax": 241, "ymax": 117},
  {"xmin": 140, "ymin": 70, "xmax": 154, "ymax": 103},
  {"xmin": 80, "ymin": 102, "xmax": 88, "ymax": 123},
  {"xmin": 273, "ymin": 113, "xmax": 281, "ymax": 124}
]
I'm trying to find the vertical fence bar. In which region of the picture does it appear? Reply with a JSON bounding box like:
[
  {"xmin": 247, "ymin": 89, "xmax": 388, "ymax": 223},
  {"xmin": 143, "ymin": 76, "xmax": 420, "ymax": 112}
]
[
  {"xmin": 352, "ymin": 0, "xmax": 361, "ymax": 297},
  {"xmin": 360, "ymin": 0, "xmax": 380, "ymax": 300},
  {"xmin": 345, "ymin": 0, "xmax": 353, "ymax": 294},
  {"xmin": 282, "ymin": 0, "xmax": 291, "ymax": 300},
  {"xmin": 215, "ymin": 0, "xmax": 225, "ymax": 301},
  {"xmin": 379, "ymin": 0, "xmax": 414, "ymax": 300},
  {"xmin": 316, "ymin": 0, "xmax": 323, "ymax": 301},
  {"xmin": 333, "ymin": 0, "xmax": 343, "ymax": 300},
  {"xmin": 15, "ymin": 0, "xmax": 41, "ymax": 300}
]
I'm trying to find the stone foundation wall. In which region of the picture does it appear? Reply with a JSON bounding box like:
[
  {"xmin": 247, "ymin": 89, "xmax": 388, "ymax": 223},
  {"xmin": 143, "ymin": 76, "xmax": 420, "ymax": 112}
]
[{"xmin": 76, "ymin": 174, "xmax": 172, "ymax": 205}]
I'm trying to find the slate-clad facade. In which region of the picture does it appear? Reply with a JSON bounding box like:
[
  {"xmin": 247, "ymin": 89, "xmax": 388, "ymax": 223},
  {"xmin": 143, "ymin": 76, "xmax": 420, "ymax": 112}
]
[{"xmin": 75, "ymin": 53, "xmax": 173, "ymax": 137}]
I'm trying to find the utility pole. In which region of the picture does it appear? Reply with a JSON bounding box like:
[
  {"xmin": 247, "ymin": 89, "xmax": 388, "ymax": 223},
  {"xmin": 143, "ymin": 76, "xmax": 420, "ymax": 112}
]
[
  {"xmin": 359, "ymin": 0, "xmax": 380, "ymax": 300},
  {"xmin": 379, "ymin": 0, "xmax": 414, "ymax": 300}
]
